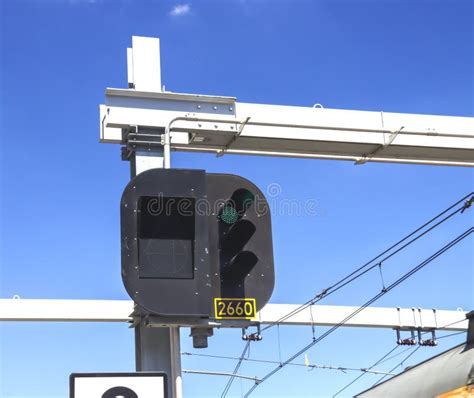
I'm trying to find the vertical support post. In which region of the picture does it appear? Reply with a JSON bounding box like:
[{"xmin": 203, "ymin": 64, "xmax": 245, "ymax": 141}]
[
  {"xmin": 126, "ymin": 35, "xmax": 180, "ymax": 397},
  {"xmin": 130, "ymin": 149, "xmax": 164, "ymax": 178},
  {"xmin": 128, "ymin": 36, "xmax": 162, "ymax": 92},
  {"xmin": 135, "ymin": 321, "xmax": 182, "ymax": 398},
  {"xmin": 163, "ymin": 126, "xmax": 171, "ymax": 169},
  {"xmin": 130, "ymin": 144, "xmax": 181, "ymax": 398}
]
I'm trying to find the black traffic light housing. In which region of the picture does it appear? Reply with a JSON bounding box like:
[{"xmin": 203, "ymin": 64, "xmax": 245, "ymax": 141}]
[
  {"xmin": 207, "ymin": 173, "xmax": 274, "ymax": 311},
  {"xmin": 120, "ymin": 168, "xmax": 274, "ymax": 318}
]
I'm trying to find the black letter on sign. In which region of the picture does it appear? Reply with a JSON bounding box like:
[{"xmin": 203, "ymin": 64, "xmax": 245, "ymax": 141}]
[{"xmin": 102, "ymin": 386, "xmax": 139, "ymax": 398}]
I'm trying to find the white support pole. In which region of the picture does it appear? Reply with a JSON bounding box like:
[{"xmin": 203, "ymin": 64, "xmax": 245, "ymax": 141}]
[
  {"xmin": 123, "ymin": 36, "xmax": 180, "ymax": 395},
  {"xmin": 129, "ymin": 36, "xmax": 161, "ymax": 92},
  {"xmin": 0, "ymin": 299, "xmax": 468, "ymax": 331},
  {"xmin": 135, "ymin": 319, "xmax": 182, "ymax": 398},
  {"xmin": 163, "ymin": 125, "xmax": 171, "ymax": 169},
  {"xmin": 129, "ymin": 166, "xmax": 181, "ymax": 398}
]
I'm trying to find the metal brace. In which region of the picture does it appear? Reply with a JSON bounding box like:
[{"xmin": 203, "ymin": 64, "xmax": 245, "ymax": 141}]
[
  {"xmin": 242, "ymin": 324, "xmax": 262, "ymax": 341},
  {"xmin": 355, "ymin": 126, "xmax": 405, "ymax": 165},
  {"xmin": 416, "ymin": 307, "xmax": 437, "ymax": 346},
  {"xmin": 121, "ymin": 126, "xmax": 165, "ymax": 161},
  {"xmin": 216, "ymin": 117, "xmax": 251, "ymax": 157},
  {"xmin": 395, "ymin": 307, "xmax": 416, "ymax": 345}
]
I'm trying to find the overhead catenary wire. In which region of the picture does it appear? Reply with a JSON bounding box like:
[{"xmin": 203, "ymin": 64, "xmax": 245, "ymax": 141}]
[
  {"xmin": 332, "ymin": 346, "xmax": 421, "ymax": 397},
  {"xmin": 376, "ymin": 346, "xmax": 415, "ymax": 366},
  {"xmin": 333, "ymin": 320, "xmax": 468, "ymax": 396},
  {"xmin": 242, "ymin": 228, "xmax": 473, "ymax": 397},
  {"xmin": 181, "ymin": 352, "xmax": 396, "ymax": 376},
  {"xmin": 260, "ymin": 192, "xmax": 473, "ymax": 333},
  {"xmin": 221, "ymin": 193, "xmax": 472, "ymax": 395},
  {"xmin": 372, "ymin": 346, "xmax": 422, "ymax": 386},
  {"xmin": 374, "ymin": 328, "xmax": 467, "ymax": 388},
  {"xmin": 429, "ymin": 317, "xmax": 467, "ymax": 331},
  {"xmin": 182, "ymin": 369, "xmax": 261, "ymax": 383},
  {"xmin": 222, "ymin": 193, "xmax": 472, "ymax": 396},
  {"xmin": 433, "ymin": 331, "xmax": 466, "ymax": 340},
  {"xmin": 221, "ymin": 340, "xmax": 250, "ymax": 398},
  {"xmin": 378, "ymin": 329, "xmax": 465, "ymax": 368},
  {"xmin": 331, "ymin": 345, "xmax": 401, "ymax": 397}
]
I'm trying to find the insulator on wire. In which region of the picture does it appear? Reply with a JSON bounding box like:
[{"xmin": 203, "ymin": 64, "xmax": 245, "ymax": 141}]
[
  {"xmin": 419, "ymin": 330, "xmax": 437, "ymax": 346},
  {"xmin": 396, "ymin": 329, "xmax": 418, "ymax": 345},
  {"xmin": 396, "ymin": 328, "xmax": 438, "ymax": 346}
]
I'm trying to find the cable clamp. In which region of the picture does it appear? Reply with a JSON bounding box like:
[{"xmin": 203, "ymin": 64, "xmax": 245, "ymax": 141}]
[
  {"xmin": 241, "ymin": 325, "xmax": 262, "ymax": 342},
  {"xmin": 461, "ymin": 196, "xmax": 474, "ymax": 214},
  {"xmin": 317, "ymin": 288, "xmax": 329, "ymax": 299}
]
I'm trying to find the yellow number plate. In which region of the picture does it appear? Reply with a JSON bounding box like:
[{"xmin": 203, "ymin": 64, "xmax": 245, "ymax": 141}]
[{"xmin": 214, "ymin": 298, "xmax": 257, "ymax": 320}]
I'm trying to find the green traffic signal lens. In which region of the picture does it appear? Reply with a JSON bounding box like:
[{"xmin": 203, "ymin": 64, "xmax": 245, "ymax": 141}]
[
  {"xmin": 220, "ymin": 205, "xmax": 239, "ymax": 225},
  {"xmin": 219, "ymin": 189, "xmax": 255, "ymax": 225}
]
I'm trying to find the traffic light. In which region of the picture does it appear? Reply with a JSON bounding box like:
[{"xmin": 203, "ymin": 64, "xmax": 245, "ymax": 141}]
[
  {"xmin": 207, "ymin": 174, "xmax": 274, "ymax": 314},
  {"xmin": 120, "ymin": 168, "xmax": 274, "ymax": 319}
]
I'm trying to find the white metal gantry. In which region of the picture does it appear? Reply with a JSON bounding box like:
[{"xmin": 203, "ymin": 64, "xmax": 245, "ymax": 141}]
[
  {"xmin": 0, "ymin": 299, "xmax": 468, "ymax": 332},
  {"xmin": 100, "ymin": 37, "xmax": 474, "ymax": 168}
]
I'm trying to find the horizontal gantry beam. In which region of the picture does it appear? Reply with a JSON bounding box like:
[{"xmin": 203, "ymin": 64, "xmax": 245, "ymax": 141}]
[
  {"xmin": 100, "ymin": 88, "xmax": 474, "ymax": 167},
  {"xmin": 0, "ymin": 299, "xmax": 468, "ymax": 331}
]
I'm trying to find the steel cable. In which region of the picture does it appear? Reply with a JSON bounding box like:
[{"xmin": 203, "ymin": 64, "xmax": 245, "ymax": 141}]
[
  {"xmin": 333, "ymin": 319, "xmax": 468, "ymax": 395},
  {"xmin": 372, "ymin": 346, "xmax": 422, "ymax": 386},
  {"xmin": 260, "ymin": 193, "xmax": 473, "ymax": 333},
  {"xmin": 243, "ymin": 228, "xmax": 473, "ymax": 397},
  {"xmin": 221, "ymin": 340, "xmax": 250, "ymax": 397}
]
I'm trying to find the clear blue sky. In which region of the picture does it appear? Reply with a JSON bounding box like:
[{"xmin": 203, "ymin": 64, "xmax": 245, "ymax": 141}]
[{"xmin": 0, "ymin": 0, "xmax": 473, "ymax": 397}]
